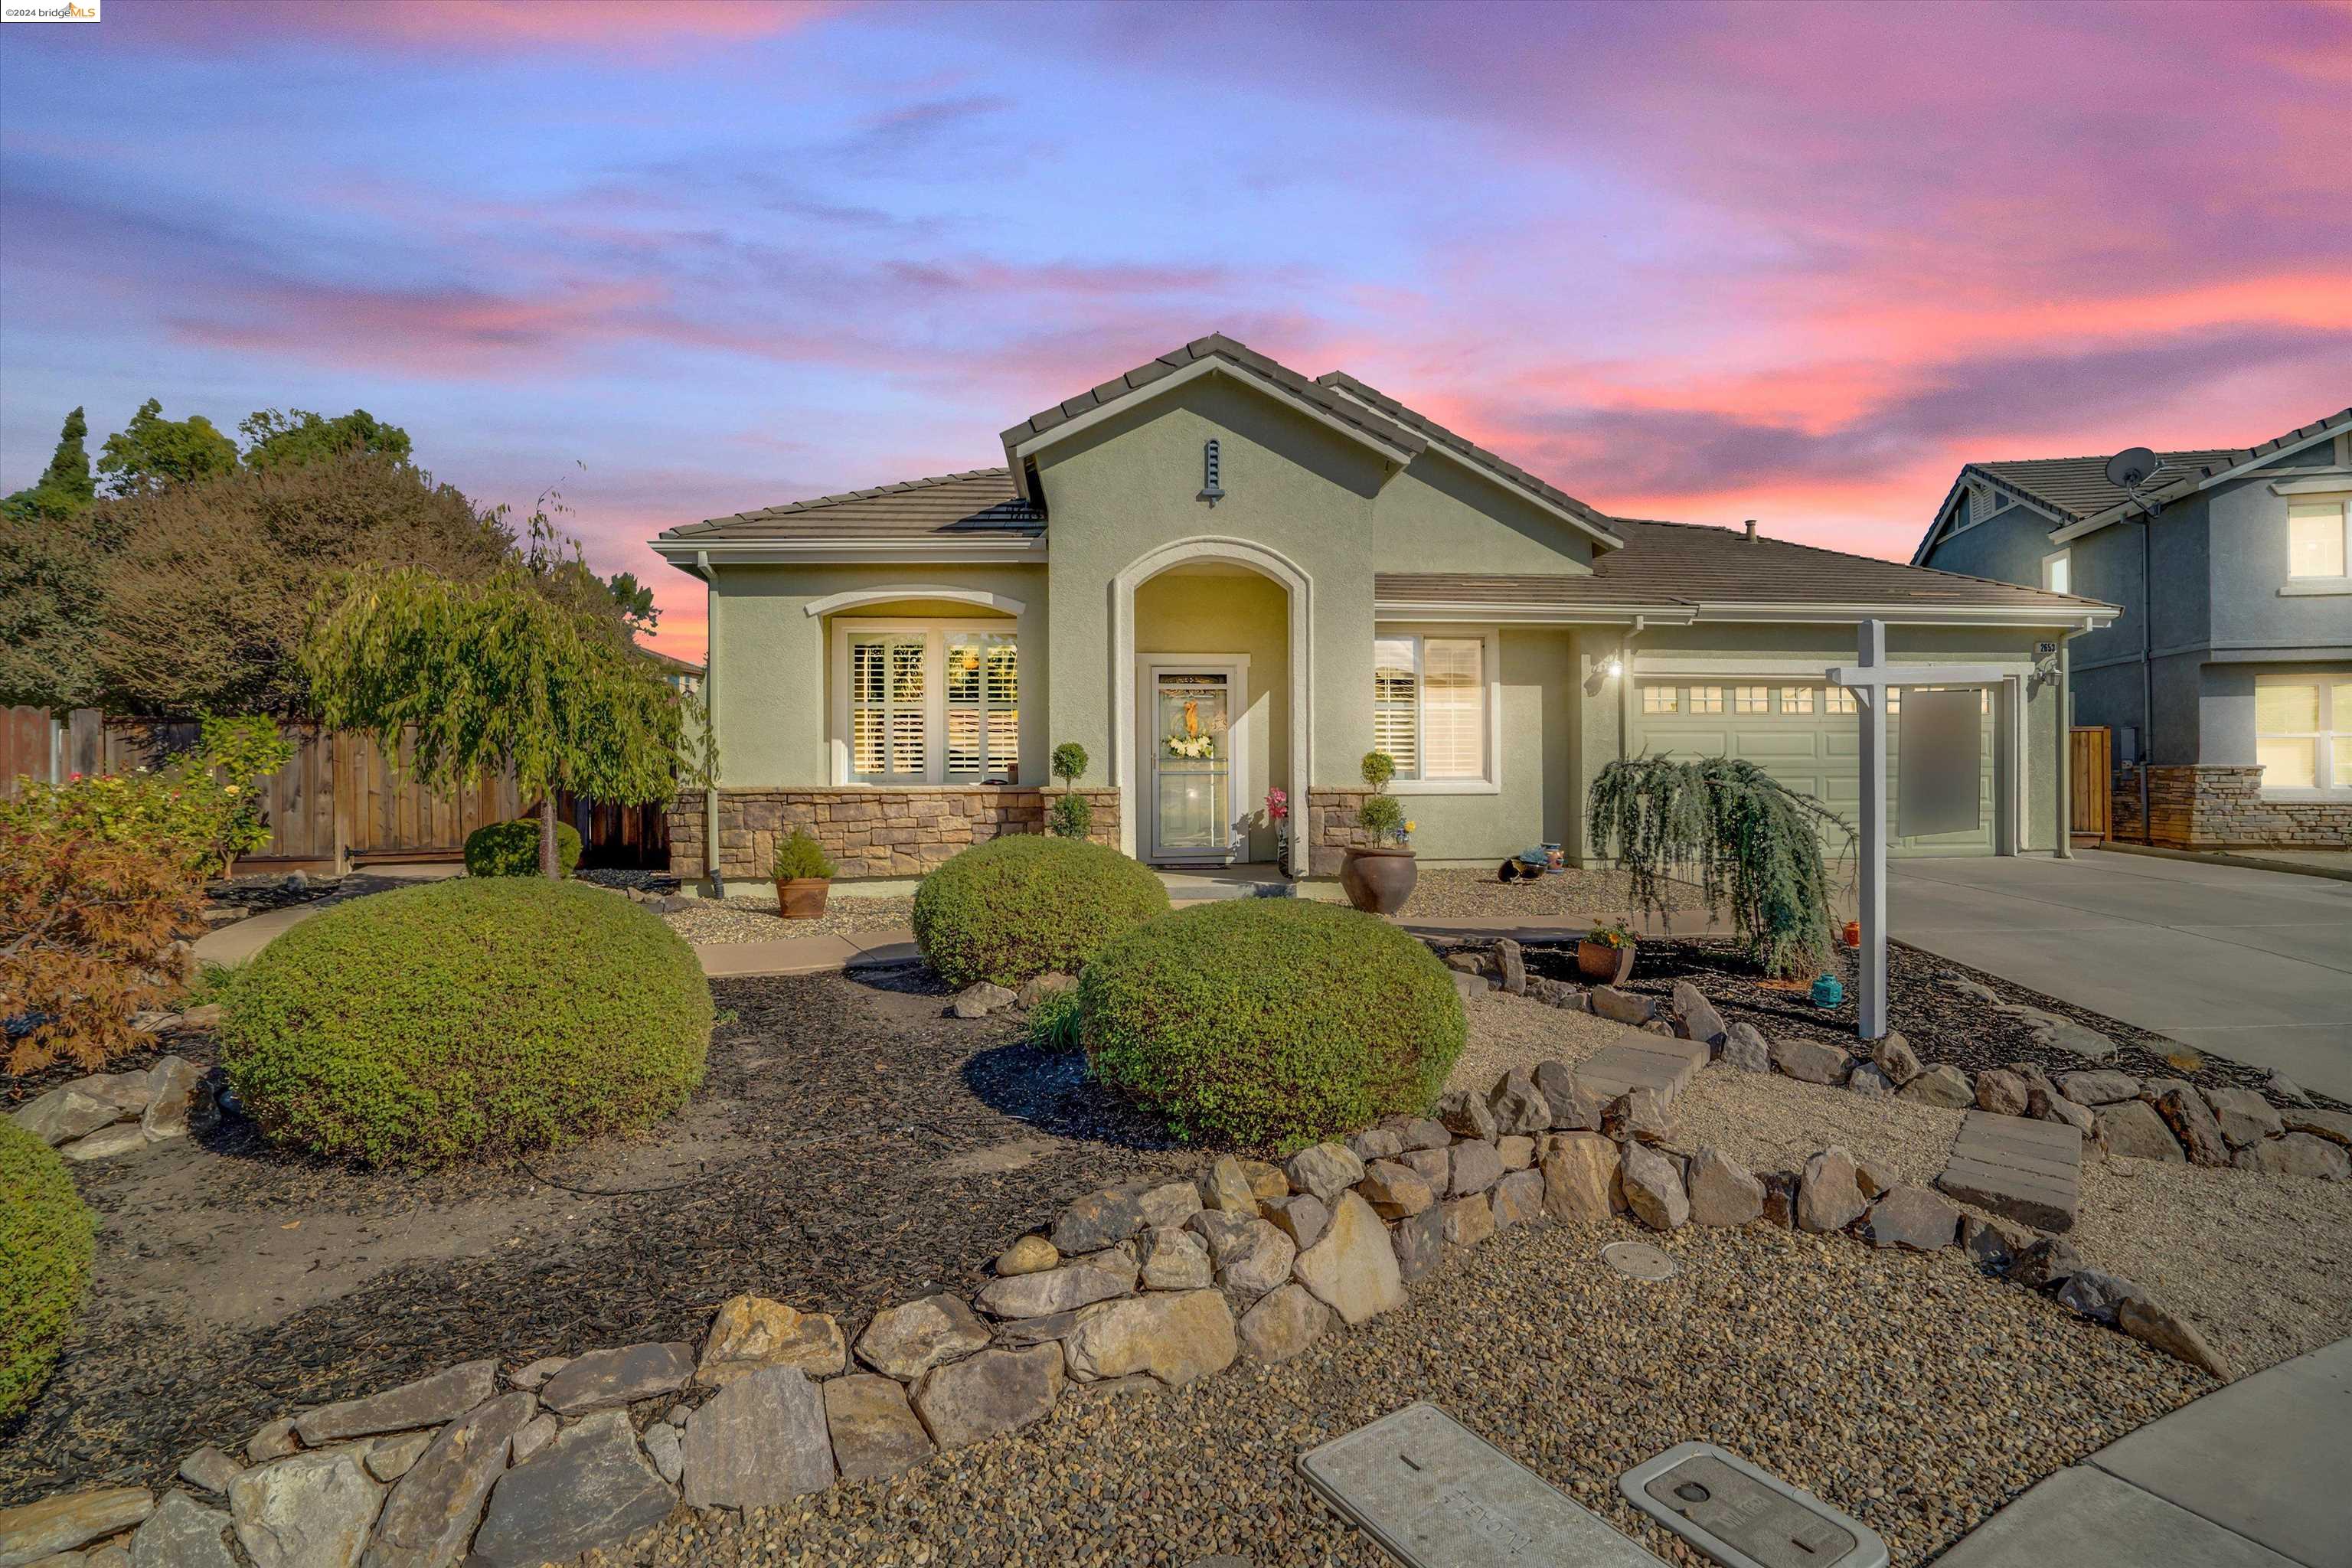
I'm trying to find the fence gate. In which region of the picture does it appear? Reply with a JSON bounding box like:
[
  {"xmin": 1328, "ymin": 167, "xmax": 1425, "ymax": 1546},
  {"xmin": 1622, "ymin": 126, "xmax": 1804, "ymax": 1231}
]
[{"xmin": 2069, "ymin": 726, "xmax": 2112, "ymax": 845}]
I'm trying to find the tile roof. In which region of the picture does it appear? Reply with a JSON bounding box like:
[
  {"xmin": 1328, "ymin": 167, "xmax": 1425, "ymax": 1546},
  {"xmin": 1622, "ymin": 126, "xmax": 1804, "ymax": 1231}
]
[
  {"xmin": 660, "ymin": 469, "xmax": 1042, "ymax": 542},
  {"xmin": 1971, "ymin": 450, "xmax": 2246, "ymax": 521},
  {"xmin": 1379, "ymin": 518, "xmax": 2114, "ymax": 616},
  {"xmin": 1315, "ymin": 371, "xmax": 1623, "ymax": 546},
  {"xmin": 998, "ymin": 333, "xmax": 1426, "ymax": 465}
]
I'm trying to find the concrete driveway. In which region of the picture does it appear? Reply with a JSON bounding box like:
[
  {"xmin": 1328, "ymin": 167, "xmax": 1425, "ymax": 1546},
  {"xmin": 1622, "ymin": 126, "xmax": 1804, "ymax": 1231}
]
[{"xmin": 1888, "ymin": 851, "xmax": 2352, "ymax": 1103}]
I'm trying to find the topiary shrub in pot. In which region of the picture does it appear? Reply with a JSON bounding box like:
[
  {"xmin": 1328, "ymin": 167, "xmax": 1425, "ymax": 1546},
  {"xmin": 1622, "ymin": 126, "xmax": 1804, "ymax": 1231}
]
[
  {"xmin": 1, "ymin": 1119, "xmax": 96, "ymax": 1423},
  {"xmin": 221, "ymin": 877, "xmax": 712, "ymax": 1166},
  {"xmin": 1340, "ymin": 750, "xmax": 1416, "ymax": 914},
  {"xmin": 912, "ymin": 835, "xmax": 1169, "ymax": 989},
  {"xmin": 464, "ymin": 815, "xmax": 583, "ymax": 878},
  {"xmin": 1082, "ymin": 898, "xmax": 1465, "ymax": 1152},
  {"xmin": 773, "ymin": 829, "xmax": 837, "ymax": 919}
]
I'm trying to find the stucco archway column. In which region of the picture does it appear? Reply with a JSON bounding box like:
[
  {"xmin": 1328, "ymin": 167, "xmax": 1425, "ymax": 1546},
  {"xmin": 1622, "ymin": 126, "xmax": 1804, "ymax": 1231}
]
[{"xmin": 1110, "ymin": 536, "xmax": 1314, "ymax": 876}]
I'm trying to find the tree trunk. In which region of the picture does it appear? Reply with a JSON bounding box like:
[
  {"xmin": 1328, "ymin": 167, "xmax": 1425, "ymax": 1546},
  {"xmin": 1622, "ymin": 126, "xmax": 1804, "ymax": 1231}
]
[{"xmin": 539, "ymin": 795, "xmax": 560, "ymax": 878}]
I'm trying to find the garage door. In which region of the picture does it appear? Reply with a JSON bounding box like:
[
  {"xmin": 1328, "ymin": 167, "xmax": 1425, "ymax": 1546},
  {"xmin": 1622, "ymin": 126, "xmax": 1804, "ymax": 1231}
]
[{"xmin": 1631, "ymin": 680, "xmax": 1997, "ymax": 857}]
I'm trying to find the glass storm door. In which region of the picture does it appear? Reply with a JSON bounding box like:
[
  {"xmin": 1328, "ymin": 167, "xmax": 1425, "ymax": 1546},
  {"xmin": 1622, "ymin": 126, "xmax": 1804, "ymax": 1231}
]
[{"xmin": 1150, "ymin": 671, "xmax": 1233, "ymax": 862}]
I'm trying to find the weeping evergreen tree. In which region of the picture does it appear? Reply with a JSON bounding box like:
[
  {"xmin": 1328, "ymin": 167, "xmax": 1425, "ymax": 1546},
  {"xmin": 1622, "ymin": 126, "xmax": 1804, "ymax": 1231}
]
[
  {"xmin": 1587, "ymin": 756, "xmax": 1854, "ymax": 980},
  {"xmin": 301, "ymin": 564, "xmax": 684, "ymax": 877}
]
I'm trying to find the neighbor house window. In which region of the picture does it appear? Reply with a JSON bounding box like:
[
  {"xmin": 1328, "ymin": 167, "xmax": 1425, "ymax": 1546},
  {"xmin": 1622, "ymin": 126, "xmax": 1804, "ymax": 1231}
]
[
  {"xmin": 840, "ymin": 622, "xmax": 1018, "ymax": 785},
  {"xmin": 1733, "ymin": 686, "xmax": 1769, "ymax": 714},
  {"xmin": 1642, "ymin": 684, "xmax": 1679, "ymax": 714},
  {"xmin": 2256, "ymin": 674, "xmax": 2351, "ymax": 792},
  {"xmin": 2041, "ymin": 549, "xmax": 2072, "ymax": 594},
  {"xmin": 2288, "ymin": 499, "xmax": 2349, "ymax": 578},
  {"xmin": 1781, "ymin": 687, "xmax": 1815, "ymax": 715},
  {"xmin": 1372, "ymin": 632, "xmax": 1494, "ymax": 786},
  {"xmin": 1688, "ymin": 686, "xmax": 1726, "ymax": 714}
]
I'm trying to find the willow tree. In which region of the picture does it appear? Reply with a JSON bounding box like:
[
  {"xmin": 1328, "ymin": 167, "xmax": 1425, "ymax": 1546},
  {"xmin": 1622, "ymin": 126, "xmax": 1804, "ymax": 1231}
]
[
  {"xmin": 1586, "ymin": 756, "xmax": 1854, "ymax": 980},
  {"xmin": 301, "ymin": 564, "xmax": 682, "ymax": 877}
]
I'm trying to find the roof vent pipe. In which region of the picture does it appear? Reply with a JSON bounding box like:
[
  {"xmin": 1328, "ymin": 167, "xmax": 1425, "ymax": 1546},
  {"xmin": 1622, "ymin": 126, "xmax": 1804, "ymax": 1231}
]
[{"xmin": 1743, "ymin": 518, "xmax": 1757, "ymax": 542}]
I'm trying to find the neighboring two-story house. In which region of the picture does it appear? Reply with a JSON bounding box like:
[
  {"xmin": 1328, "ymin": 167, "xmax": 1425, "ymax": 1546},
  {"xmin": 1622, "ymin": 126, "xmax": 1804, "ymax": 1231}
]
[
  {"xmin": 655, "ymin": 334, "xmax": 2111, "ymax": 890},
  {"xmin": 1914, "ymin": 406, "xmax": 2352, "ymax": 848}
]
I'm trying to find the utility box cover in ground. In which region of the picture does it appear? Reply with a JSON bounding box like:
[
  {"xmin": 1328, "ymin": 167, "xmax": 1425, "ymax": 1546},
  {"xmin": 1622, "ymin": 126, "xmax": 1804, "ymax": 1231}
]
[
  {"xmin": 1619, "ymin": 1442, "xmax": 1887, "ymax": 1568},
  {"xmin": 1299, "ymin": 1402, "xmax": 1668, "ymax": 1566}
]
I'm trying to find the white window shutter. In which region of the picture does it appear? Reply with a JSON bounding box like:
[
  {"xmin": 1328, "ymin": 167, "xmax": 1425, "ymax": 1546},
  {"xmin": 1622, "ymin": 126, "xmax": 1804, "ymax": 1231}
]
[
  {"xmin": 1422, "ymin": 638, "xmax": 1484, "ymax": 779},
  {"xmin": 1373, "ymin": 636, "xmax": 1419, "ymax": 775}
]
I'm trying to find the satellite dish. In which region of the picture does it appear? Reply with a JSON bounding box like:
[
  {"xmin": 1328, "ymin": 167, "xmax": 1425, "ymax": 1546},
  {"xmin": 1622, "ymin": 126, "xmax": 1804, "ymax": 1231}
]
[{"xmin": 2105, "ymin": 446, "xmax": 2160, "ymax": 490}]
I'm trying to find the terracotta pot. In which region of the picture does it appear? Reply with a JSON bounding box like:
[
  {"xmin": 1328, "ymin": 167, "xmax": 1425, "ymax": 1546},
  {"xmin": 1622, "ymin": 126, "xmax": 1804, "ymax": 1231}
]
[
  {"xmin": 776, "ymin": 877, "xmax": 831, "ymax": 920},
  {"xmin": 1576, "ymin": 938, "xmax": 1635, "ymax": 985},
  {"xmin": 1841, "ymin": 920, "xmax": 1861, "ymax": 948},
  {"xmin": 1339, "ymin": 846, "xmax": 1418, "ymax": 915}
]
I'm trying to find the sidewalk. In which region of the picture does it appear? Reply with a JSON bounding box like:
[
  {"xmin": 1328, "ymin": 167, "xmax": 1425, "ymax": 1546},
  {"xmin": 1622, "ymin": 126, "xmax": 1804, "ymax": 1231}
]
[{"xmin": 1933, "ymin": 1335, "xmax": 2351, "ymax": 1567}]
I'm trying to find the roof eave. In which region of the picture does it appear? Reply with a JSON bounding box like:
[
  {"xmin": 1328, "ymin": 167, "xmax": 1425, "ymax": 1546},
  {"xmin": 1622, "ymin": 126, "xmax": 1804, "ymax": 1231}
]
[
  {"xmin": 648, "ymin": 535, "xmax": 1048, "ymax": 567},
  {"xmin": 2049, "ymin": 412, "xmax": 2352, "ymax": 544}
]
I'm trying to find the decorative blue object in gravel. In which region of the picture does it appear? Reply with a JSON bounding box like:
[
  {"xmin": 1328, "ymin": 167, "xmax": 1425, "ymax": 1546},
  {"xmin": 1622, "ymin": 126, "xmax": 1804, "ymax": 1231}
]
[{"xmin": 1811, "ymin": 974, "xmax": 1844, "ymax": 1009}]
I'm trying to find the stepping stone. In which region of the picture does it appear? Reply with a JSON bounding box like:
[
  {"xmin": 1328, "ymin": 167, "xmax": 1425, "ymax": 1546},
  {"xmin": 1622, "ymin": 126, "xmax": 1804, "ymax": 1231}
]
[
  {"xmin": 1936, "ymin": 1110, "xmax": 2081, "ymax": 1234},
  {"xmin": 1576, "ymin": 1033, "xmax": 1707, "ymax": 1109}
]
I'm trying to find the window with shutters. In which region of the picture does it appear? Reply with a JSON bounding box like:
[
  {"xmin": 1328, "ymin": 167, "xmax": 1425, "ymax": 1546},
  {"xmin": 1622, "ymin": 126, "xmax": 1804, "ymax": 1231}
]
[
  {"xmin": 1371, "ymin": 628, "xmax": 1498, "ymax": 792},
  {"xmin": 835, "ymin": 621, "xmax": 1019, "ymax": 785}
]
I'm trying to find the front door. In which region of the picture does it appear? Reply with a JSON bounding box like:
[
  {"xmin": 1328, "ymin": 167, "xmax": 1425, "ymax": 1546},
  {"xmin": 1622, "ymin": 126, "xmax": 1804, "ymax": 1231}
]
[{"xmin": 1147, "ymin": 666, "xmax": 1238, "ymax": 864}]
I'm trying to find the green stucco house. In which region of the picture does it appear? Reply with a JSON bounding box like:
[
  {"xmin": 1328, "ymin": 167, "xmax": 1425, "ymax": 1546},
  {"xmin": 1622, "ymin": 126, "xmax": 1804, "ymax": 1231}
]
[{"xmin": 653, "ymin": 334, "xmax": 2113, "ymax": 888}]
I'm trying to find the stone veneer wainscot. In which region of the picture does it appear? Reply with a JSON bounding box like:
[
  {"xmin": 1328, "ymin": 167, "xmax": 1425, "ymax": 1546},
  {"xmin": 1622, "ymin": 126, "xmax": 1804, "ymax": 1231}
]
[
  {"xmin": 2110, "ymin": 764, "xmax": 2352, "ymax": 849},
  {"xmin": 668, "ymin": 787, "xmax": 1122, "ymax": 881}
]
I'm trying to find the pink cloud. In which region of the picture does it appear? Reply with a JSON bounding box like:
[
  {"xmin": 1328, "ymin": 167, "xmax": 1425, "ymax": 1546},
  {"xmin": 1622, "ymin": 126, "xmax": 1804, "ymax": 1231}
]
[{"xmin": 124, "ymin": 0, "xmax": 846, "ymax": 54}]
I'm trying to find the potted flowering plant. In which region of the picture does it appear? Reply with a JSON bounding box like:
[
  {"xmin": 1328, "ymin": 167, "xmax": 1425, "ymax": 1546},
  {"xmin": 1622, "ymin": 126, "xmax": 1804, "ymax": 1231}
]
[
  {"xmin": 1576, "ymin": 917, "xmax": 1638, "ymax": 985},
  {"xmin": 773, "ymin": 829, "xmax": 838, "ymax": 919},
  {"xmin": 1340, "ymin": 751, "xmax": 1417, "ymax": 914},
  {"xmin": 1265, "ymin": 786, "xmax": 1288, "ymax": 867}
]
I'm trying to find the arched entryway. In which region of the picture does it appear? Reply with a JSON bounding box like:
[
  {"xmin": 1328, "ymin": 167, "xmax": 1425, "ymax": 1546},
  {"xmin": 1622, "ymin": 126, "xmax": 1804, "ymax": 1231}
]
[{"xmin": 1111, "ymin": 537, "xmax": 1312, "ymax": 875}]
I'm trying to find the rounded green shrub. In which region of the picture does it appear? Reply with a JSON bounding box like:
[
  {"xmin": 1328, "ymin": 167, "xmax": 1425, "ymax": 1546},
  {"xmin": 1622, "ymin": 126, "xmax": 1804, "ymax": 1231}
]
[
  {"xmin": 912, "ymin": 835, "xmax": 1169, "ymax": 989},
  {"xmin": 2, "ymin": 1120, "xmax": 95, "ymax": 1423},
  {"xmin": 221, "ymin": 877, "xmax": 712, "ymax": 1165},
  {"xmin": 462, "ymin": 816, "xmax": 583, "ymax": 878},
  {"xmin": 1081, "ymin": 898, "xmax": 1465, "ymax": 1151}
]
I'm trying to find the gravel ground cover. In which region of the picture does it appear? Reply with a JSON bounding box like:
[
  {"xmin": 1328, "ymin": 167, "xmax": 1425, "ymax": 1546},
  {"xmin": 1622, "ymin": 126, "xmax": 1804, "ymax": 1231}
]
[
  {"xmin": 662, "ymin": 893, "xmax": 919, "ymax": 944},
  {"xmin": 1518, "ymin": 936, "xmax": 2325, "ymax": 1105},
  {"xmin": 1460, "ymin": 989, "xmax": 2352, "ymax": 1377},
  {"xmin": 0, "ymin": 971, "xmax": 1196, "ymax": 1504},
  {"xmin": 200, "ymin": 871, "xmax": 343, "ymax": 915},
  {"xmin": 596, "ymin": 1215, "xmax": 2207, "ymax": 1568},
  {"xmin": 1402, "ymin": 864, "xmax": 1688, "ymax": 920}
]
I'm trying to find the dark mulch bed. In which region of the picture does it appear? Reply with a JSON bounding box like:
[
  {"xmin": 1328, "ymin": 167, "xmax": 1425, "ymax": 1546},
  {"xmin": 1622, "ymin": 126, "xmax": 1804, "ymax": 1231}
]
[
  {"xmin": 201, "ymin": 872, "xmax": 342, "ymax": 917},
  {"xmin": 1521, "ymin": 937, "xmax": 2336, "ymax": 1109},
  {"xmin": 0, "ymin": 969, "xmax": 1198, "ymax": 1504}
]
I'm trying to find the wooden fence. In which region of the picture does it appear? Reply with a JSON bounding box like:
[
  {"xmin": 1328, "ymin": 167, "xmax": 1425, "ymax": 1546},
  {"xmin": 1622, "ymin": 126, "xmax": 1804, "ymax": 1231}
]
[
  {"xmin": 2, "ymin": 707, "xmax": 668, "ymax": 873},
  {"xmin": 2069, "ymin": 725, "xmax": 2112, "ymax": 845}
]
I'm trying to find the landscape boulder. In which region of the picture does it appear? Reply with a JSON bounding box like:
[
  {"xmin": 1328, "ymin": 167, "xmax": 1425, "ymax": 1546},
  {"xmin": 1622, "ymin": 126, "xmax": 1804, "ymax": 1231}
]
[
  {"xmin": 1670, "ymin": 982, "xmax": 1727, "ymax": 1047},
  {"xmin": 2060, "ymin": 1070, "xmax": 2141, "ymax": 1106},
  {"xmin": 470, "ymin": 1410, "xmax": 672, "ymax": 1568},
  {"xmin": 362, "ymin": 1390, "xmax": 535, "ymax": 1568},
  {"xmin": 1439, "ymin": 1194, "xmax": 1495, "ymax": 1248},
  {"xmin": 1796, "ymin": 1147, "xmax": 1868, "ymax": 1233},
  {"xmin": 1259, "ymin": 1197, "xmax": 1329, "ymax": 1254},
  {"xmin": 683, "ymin": 1366, "xmax": 837, "ymax": 1508},
  {"xmin": 1618, "ymin": 1142, "xmax": 1689, "ymax": 1231},
  {"xmin": 1720, "ymin": 1023, "xmax": 1772, "ymax": 1074},
  {"xmin": 2118, "ymin": 1298, "xmax": 2233, "ymax": 1381},
  {"xmin": 854, "ymin": 1293, "xmax": 993, "ymax": 1381},
  {"xmin": 0, "ymin": 1488, "xmax": 156, "ymax": 1566},
  {"xmin": 995, "ymin": 1235, "xmax": 1059, "ymax": 1276},
  {"xmin": 1600, "ymin": 1089, "xmax": 1671, "ymax": 1145},
  {"xmin": 1974, "ymin": 1069, "xmax": 2029, "ymax": 1118},
  {"xmin": 1289, "ymin": 1192, "xmax": 1406, "ymax": 1325},
  {"xmin": 1483, "ymin": 1070, "xmax": 1552, "ymax": 1136},
  {"xmin": 975, "ymin": 1250, "xmax": 1140, "ymax": 1319},
  {"xmin": 698, "ymin": 1295, "xmax": 846, "ymax": 1385},
  {"xmin": 1433, "ymin": 1089, "xmax": 1498, "ymax": 1142},
  {"xmin": 1846, "ymin": 1064, "xmax": 1895, "ymax": 1099},
  {"xmin": 823, "ymin": 1374, "xmax": 934, "ymax": 1483},
  {"xmin": 1871, "ymin": 1033, "xmax": 1922, "ymax": 1087},
  {"xmin": 1590, "ymin": 985, "xmax": 1651, "ymax": 1024},
  {"xmin": 1197, "ymin": 1157, "xmax": 1259, "ymax": 1217},
  {"xmin": 2201, "ymin": 1087, "xmax": 2282, "ymax": 1148},
  {"xmin": 1772, "ymin": 1037, "xmax": 1851, "ymax": 1086},
  {"xmin": 1898, "ymin": 1064, "xmax": 1974, "ymax": 1108},
  {"xmin": 229, "ymin": 1449, "xmax": 386, "ymax": 1568},
  {"xmin": 11, "ymin": 1087, "xmax": 123, "ymax": 1147},
  {"xmin": 1185, "ymin": 1211, "xmax": 1295, "ymax": 1300},
  {"xmin": 2284, "ymin": 1109, "xmax": 2352, "ymax": 1147},
  {"xmin": 1236, "ymin": 1284, "xmax": 1331, "ymax": 1364},
  {"xmin": 1685, "ymin": 1148, "xmax": 1763, "ymax": 1227},
  {"xmin": 951, "ymin": 981, "xmax": 1018, "ymax": 1018},
  {"xmin": 1283, "ymin": 1143, "xmax": 1365, "ymax": 1204},
  {"xmin": 2231, "ymin": 1133, "xmax": 2351, "ymax": 1182},
  {"xmin": 142, "ymin": 1056, "xmax": 214, "ymax": 1141},
  {"xmin": 296, "ymin": 1361, "xmax": 498, "ymax": 1446},
  {"xmin": 539, "ymin": 1343, "xmax": 694, "ymax": 1415},
  {"xmin": 129, "ymin": 1489, "xmax": 237, "ymax": 1568},
  {"xmin": 1357, "ymin": 1160, "xmax": 1436, "ymax": 1219},
  {"xmin": 1447, "ymin": 1138, "xmax": 1504, "ymax": 1197},
  {"xmin": 2096, "ymin": 1099, "xmax": 2187, "ymax": 1161},
  {"xmin": 1140, "ymin": 1225, "xmax": 1218, "ymax": 1289},
  {"xmin": 2152, "ymin": 1086, "xmax": 2231, "ymax": 1167},
  {"xmin": 1063, "ymin": 1289, "xmax": 1237, "ymax": 1387},
  {"xmin": 1494, "ymin": 937, "xmax": 1527, "ymax": 994},
  {"xmin": 910, "ymin": 1344, "xmax": 1065, "ymax": 1449},
  {"xmin": 2055, "ymin": 1269, "xmax": 2149, "ymax": 1326},
  {"xmin": 1860, "ymin": 1185, "xmax": 1959, "ymax": 1251},
  {"xmin": 1389, "ymin": 1207, "xmax": 1446, "ymax": 1282},
  {"xmin": 1490, "ymin": 1168, "xmax": 1546, "ymax": 1229},
  {"xmin": 1540, "ymin": 1132, "xmax": 1622, "ymax": 1221}
]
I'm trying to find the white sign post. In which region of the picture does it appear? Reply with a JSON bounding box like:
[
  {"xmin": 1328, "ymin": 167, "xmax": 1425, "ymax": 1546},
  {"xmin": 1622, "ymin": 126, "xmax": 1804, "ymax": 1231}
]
[{"xmin": 1828, "ymin": 619, "xmax": 2011, "ymax": 1041}]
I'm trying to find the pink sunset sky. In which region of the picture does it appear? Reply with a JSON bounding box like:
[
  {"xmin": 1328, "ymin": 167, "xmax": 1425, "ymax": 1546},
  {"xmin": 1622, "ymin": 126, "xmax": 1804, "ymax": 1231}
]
[{"xmin": 4, "ymin": 0, "xmax": 2346, "ymax": 663}]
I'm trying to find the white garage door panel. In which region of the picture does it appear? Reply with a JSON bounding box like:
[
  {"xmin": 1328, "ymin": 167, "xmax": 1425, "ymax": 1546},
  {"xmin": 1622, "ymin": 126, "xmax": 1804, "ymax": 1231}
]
[{"xmin": 1633, "ymin": 681, "xmax": 1995, "ymax": 858}]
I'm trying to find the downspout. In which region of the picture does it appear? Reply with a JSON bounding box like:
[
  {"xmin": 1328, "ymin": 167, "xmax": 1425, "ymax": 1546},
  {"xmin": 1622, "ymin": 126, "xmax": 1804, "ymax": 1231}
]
[
  {"xmin": 698, "ymin": 550, "xmax": 724, "ymax": 900},
  {"xmin": 1613, "ymin": 614, "xmax": 1649, "ymax": 760},
  {"xmin": 2128, "ymin": 513, "xmax": 2154, "ymax": 843},
  {"xmin": 2053, "ymin": 629, "xmax": 2075, "ymax": 861}
]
